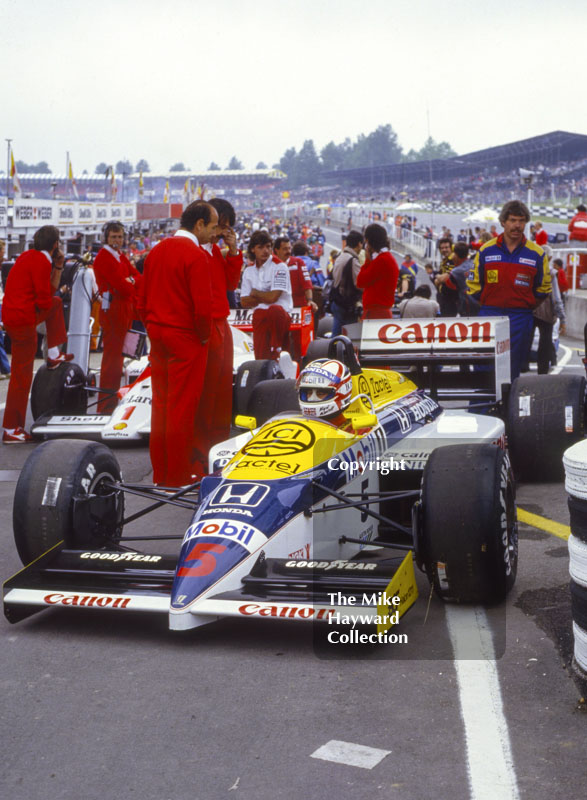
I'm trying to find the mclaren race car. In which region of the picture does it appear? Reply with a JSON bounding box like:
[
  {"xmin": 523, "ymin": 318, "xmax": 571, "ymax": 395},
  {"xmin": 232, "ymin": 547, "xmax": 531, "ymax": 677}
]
[
  {"xmin": 4, "ymin": 332, "xmax": 585, "ymax": 635},
  {"xmin": 28, "ymin": 325, "xmax": 297, "ymax": 442}
]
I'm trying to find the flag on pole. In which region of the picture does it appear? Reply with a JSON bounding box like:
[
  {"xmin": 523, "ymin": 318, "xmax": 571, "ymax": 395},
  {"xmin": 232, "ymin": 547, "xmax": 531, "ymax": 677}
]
[
  {"xmin": 183, "ymin": 177, "xmax": 192, "ymax": 203},
  {"xmin": 139, "ymin": 170, "xmax": 144, "ymax": 197},
  {"xmin": 109, "ymin": 166, "xmax": 117, "ymax": 200},
  {"xmin": 67, "ymin": 153, "xmax": 79, "ymax": 199},
  {"xmin": 10, "ymin": 149, "xmax": 22, "ymax": 198},
  {"xmin": 163, "ymin": 179, "xmax": 169, "ymax": 203},
  {"xmin": 197, "ymin": 182, "xmax": 206, "ymax": 200}
]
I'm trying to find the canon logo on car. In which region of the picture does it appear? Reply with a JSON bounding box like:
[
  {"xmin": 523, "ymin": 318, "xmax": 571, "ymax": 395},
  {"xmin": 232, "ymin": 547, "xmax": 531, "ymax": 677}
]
[
  {"xmin": 378, "ymin": 320, "xmax": 492, "ymax": 345},
  {"xmin": 238, "ymin": 603, "xmax": 334, "ymax": 620},
  {"xmin": 44, "ymin": 593, "xmax": 131, "ymax": 609}
]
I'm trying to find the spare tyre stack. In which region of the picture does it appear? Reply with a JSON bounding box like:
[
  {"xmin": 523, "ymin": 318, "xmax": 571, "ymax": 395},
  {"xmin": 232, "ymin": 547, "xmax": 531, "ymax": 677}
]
[{"xmin": 563, "ymin": 439, "xmax": 587, "ymax": 681}]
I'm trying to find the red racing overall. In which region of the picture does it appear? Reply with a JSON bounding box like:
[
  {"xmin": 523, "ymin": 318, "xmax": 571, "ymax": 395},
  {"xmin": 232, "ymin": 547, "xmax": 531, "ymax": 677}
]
[
  {"xmin": 2, "ymin": 250, "xmax": 68, "ymax": 430},
  {"xmin": 93, "ymin": 246, "xmax": 142, "ymax": 413},
  {"xmin": 138, "ymin": 232, "xmax": 212, "ymax": 486}
]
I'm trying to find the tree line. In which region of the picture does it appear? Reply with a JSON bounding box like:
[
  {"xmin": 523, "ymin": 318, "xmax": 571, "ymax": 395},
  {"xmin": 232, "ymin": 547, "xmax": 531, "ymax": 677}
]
[
  {"xmin": 276, "ymin": 125, "xmax": 457, "ymax": 188},
  {"xmin": 13, "ymin": 124, "xmax": 456, "ymax": 183}
]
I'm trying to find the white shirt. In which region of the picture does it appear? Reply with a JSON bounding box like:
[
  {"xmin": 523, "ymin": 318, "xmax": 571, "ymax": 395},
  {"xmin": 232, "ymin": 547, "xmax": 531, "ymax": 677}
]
[
  {"xmin": 241, "ymin": 256, "xmax": 293, "ymax": 311},
  {"xmin": 174, "ymin": 229, "xmax": 200, "ymax": 247},
  {"xmin": 104, "ymin": 244, "xmax": 121, "ymax": 261}
]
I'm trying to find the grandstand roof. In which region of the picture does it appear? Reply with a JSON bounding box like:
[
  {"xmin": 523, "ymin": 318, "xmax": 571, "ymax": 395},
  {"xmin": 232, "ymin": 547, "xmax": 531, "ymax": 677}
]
[
  {"xmin": 322, "ymin": 130, "xmax": 587, "ymax": 184},
  {"xmin": 9, "ymin": 169, "xmax": 287, "ymax": 182}
]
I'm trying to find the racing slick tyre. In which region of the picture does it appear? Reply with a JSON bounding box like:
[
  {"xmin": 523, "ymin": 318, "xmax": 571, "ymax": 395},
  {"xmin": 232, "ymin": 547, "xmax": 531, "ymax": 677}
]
[
  {"xmin": 234, "ymin": 359, "xmax": 280, "ymax": 418},
  {"xmin": 30, "ymin": 361, "xmax": 88, "ymax": 420},
  {"xmin": 13, "ymin": 439, "xmax": 124, "ymax": 565},
  {"xmin": 419, "ymin": 443, "xmax": 517, "ymax": 604},
  {"xmin": 302, "ymin": 338, "xmax": 331, "ymax": 367},
  {"xmin": 317, "ymin": 315, "xmax": 334, "ymax": 338},
  {"xmin": 506, "ymin": 374, "xmax": 586, "ymax": 481},
  {"xmin": 247, "ymin": 379, "xmax": 299, "ymax": 426}
]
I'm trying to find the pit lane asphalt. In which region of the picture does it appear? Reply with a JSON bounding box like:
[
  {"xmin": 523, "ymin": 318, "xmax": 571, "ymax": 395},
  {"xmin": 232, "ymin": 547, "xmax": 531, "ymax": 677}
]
[{"xmin": 1, "ymin": 349, "xmax": 586, "ymax": 800}]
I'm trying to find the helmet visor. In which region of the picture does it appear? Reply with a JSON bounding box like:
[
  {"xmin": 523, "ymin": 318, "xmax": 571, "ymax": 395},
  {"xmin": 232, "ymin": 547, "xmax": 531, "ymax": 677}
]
[{"xmin": 299, "ymin": 387, "xmax": 336, "ymax": 403}]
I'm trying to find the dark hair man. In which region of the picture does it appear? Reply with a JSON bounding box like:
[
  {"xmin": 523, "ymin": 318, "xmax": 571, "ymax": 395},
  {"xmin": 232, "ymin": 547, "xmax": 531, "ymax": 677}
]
[
  {"xmin": 356, "ymin": 223, "xmax": 399, "ymax": 319},
  {"xmin": 436, "ymin": 241, "xmax": 478, "ymax": 316},
  {"xmin": 397, "ymin": 253, "xmax": 419, "ymax": 299},
  {"xmin": 2, "ymin": 225, "xmax": 73, "ymax": 443},
  {"xmin": 330, "ymin": 230, "xmax": 364, "ymax": 336},
  {"xmin": 398, "ymin": 284, "xmax": 440, "ymax": 319},
  {"xmin": 435, "ymin": 236, "xmax": 457, "ymax": 316},
  {"xmin": 274, "ymin": 237, "xmax": 315, "ymax": 310},
  {"xmin": 467, "ymin": 200, "xmax": 551, "ymax": 379},
  {"xmin": 552, "ymin": 257, "xmax": 569, "ymax": 301},
  {"xmin": 138, "ymin": 201, "xmax": 218, "ymax": 485},
  {"xmin": 93, "ymin": 221, "xmax": 143, "ymax": 412},
  {"xmin": 197, "ymin": 197, "xmax": 243, "ymax": 449},
  {"xmin": 241, "ymin": 230, "xmax": 293, "ymax": 360}
]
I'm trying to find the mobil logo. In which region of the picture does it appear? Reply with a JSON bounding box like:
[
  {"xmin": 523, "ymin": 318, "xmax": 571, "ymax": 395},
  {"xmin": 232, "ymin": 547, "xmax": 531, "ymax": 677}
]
[
  {"xmin": 184, "ymin": 518, "xmax": 266, "ymax": 552},
  {"xmin": 210, "ymin": 482, "xmax": 270, "ymax": 508}
]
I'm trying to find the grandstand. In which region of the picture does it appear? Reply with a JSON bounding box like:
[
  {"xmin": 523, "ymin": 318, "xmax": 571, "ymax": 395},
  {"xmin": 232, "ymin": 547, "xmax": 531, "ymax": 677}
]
[
  {"xmin": 321, "ymin": 131, "xmax": 587, "ymax": 186},
  {"xmin": 2, "ymin": 168, "xmax": 287, "ymax": 203}
]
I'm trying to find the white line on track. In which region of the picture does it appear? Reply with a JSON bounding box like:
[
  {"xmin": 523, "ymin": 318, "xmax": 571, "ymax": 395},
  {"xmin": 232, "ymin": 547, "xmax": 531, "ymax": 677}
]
[
  {"xmin": 551, "ymin": 344, "xmax": 572, "ymax": 374},
  {"xmin": 445, "ymin": 606, "xmax": 520, "ymax": 800}
]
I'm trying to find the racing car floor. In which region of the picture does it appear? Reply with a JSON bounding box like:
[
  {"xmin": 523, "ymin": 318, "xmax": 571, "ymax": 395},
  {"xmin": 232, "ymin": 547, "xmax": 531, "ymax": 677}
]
[{"xmin": 1, "ymin": 348, "xmax": 587, "ymax": 800}]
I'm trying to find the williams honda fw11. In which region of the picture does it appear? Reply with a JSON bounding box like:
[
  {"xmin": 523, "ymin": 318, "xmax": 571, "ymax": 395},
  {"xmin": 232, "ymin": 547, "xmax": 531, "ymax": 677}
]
[{"xmin": 4, "ymin": 333, "xmax": 584, "ymax": 635}]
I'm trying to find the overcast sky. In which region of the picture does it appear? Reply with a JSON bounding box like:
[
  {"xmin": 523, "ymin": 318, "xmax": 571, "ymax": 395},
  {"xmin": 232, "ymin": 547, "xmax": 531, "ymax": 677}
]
[{"xmin": 1, "ymin": 0, "xmax": 585, "ymax": 174}]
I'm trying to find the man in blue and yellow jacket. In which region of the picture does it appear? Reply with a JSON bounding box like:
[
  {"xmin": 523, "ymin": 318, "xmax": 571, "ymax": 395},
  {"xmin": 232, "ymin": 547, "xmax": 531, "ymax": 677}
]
[{"xmin": 467, "ymin": 200, "xmax": 551, "ymax": 379}]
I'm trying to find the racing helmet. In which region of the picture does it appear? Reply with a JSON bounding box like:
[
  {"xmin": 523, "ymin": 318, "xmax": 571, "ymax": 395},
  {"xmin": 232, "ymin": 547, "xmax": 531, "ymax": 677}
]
[{"xmin": 297, "ymin": 359, "xmax": 352, "ymax": 419}]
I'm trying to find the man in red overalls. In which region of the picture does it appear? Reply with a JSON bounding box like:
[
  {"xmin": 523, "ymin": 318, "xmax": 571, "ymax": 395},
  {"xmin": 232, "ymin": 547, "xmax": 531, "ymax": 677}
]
[
  {"xmin": 138, "ymin": 201, "xmax": 218, "ymax": 486},
  {"xmin": 2, "ymin": 225, "xmax": 73, "ymax": 443},
  {"xmin": 93, "ymin": 222, "xmax": 142, "ymax": 413},
  {"xmin": 198, "ymin": 198, "xmax": 243, "ymax": 450}
]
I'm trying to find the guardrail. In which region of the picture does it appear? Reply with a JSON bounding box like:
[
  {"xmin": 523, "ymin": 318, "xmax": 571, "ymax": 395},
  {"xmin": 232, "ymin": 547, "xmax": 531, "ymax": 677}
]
[{"xmin": 327, "ymin": 207, "xmax": 438, "ymax": 265}]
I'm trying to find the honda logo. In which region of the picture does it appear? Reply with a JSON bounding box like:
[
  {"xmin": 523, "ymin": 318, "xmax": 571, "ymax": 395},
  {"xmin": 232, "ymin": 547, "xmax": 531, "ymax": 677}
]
[{"xmin": 210, "ymin": 483, "xmax": 269, "ymax": 508}]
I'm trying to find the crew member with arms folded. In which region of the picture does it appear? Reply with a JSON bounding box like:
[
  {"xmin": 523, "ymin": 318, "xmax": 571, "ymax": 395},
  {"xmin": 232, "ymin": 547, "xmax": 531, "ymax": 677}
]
[
  {"xmin": 240, "ymin": 230, "xmax": 293, "ymax": 360},
  {"xmin": 356, "ymin": 223, "xmax": 399, "ymax": 319},
  {"xmin": 93, "ymin": 222, "xmax": 142, "ymax": 413},
  {"xmin": 467, "ymin": 200, "xmax": 551, "ymax": 380},
  {"xmin": 138, "ymin": 201, "xmax": 218, "ymax": 486},
  {"xmin": 198, "ymin": 198, "xmax": 243, "ymax": 450},
  {"xmin": 2, "ymin": 225, "xmax": 73, "ymax": 443}
]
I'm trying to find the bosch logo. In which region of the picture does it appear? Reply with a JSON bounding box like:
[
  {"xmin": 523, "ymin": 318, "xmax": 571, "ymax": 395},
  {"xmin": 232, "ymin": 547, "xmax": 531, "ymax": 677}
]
[{"xmin": 210, "ymin": 482, "xmax": 269, "ymax": 508}]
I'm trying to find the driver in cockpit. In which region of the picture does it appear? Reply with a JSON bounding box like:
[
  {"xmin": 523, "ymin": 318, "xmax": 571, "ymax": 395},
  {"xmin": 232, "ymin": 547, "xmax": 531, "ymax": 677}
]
[{"xmin": 296, "ymin": 358, "xmax": 354, "ymax": 428}]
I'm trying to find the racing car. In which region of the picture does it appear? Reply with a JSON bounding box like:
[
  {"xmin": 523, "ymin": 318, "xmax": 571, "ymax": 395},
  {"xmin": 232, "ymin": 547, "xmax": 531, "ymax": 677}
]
[
  {"xmin": 28, "ymin": 325, "xmax": 297, "ymax": 442},
  {"xmin": 5, "ymin": 330, "xmax": 584, "ymax": 635}
]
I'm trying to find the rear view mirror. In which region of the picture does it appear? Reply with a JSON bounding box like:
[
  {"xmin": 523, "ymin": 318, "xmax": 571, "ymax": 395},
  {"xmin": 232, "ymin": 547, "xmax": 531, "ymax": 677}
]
[{"xmin": 235, "ymin": 415, "xmax": 257, "ymax": 431}]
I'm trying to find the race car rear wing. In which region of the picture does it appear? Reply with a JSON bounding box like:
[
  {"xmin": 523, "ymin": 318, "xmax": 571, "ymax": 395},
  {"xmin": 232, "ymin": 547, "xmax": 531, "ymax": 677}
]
[
  {"xmin": 344, "ymin": 317, "xmax": 511, "ymax": 403},
  {"xmin": 229, "ymin": 305, "xmax": 314, "ymax": 356}
]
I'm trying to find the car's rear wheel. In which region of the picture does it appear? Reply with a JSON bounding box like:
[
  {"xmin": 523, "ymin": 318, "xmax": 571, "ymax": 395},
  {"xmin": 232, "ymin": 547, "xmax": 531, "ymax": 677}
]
[
  {"xmin": 246, "ymin": 379, "xmax": 299, "ymax": 427},
  {"xmin": 507, "ymin": 374, "xmax": 586, "ymax": 481},
  {"xmin": 30, "ymin": 361, "xmax": 87, "ymax": 420},
  {"xmin": 13, "ymin": 439, "xmax": 124, "ymax": 564},
  {"xmin": 233, "ymin": 359, "xmax": 280, "ymax": 418},
  {"xmin": 419, "ymin": 443, "xmax": 517, "ymax": 604}
]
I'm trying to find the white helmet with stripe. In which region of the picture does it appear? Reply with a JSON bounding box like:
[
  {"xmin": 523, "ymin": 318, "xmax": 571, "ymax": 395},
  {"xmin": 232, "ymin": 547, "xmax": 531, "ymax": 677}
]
[{"xmin": 297, "ymin": 359, "xmax": 352, "ymax": 419}]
